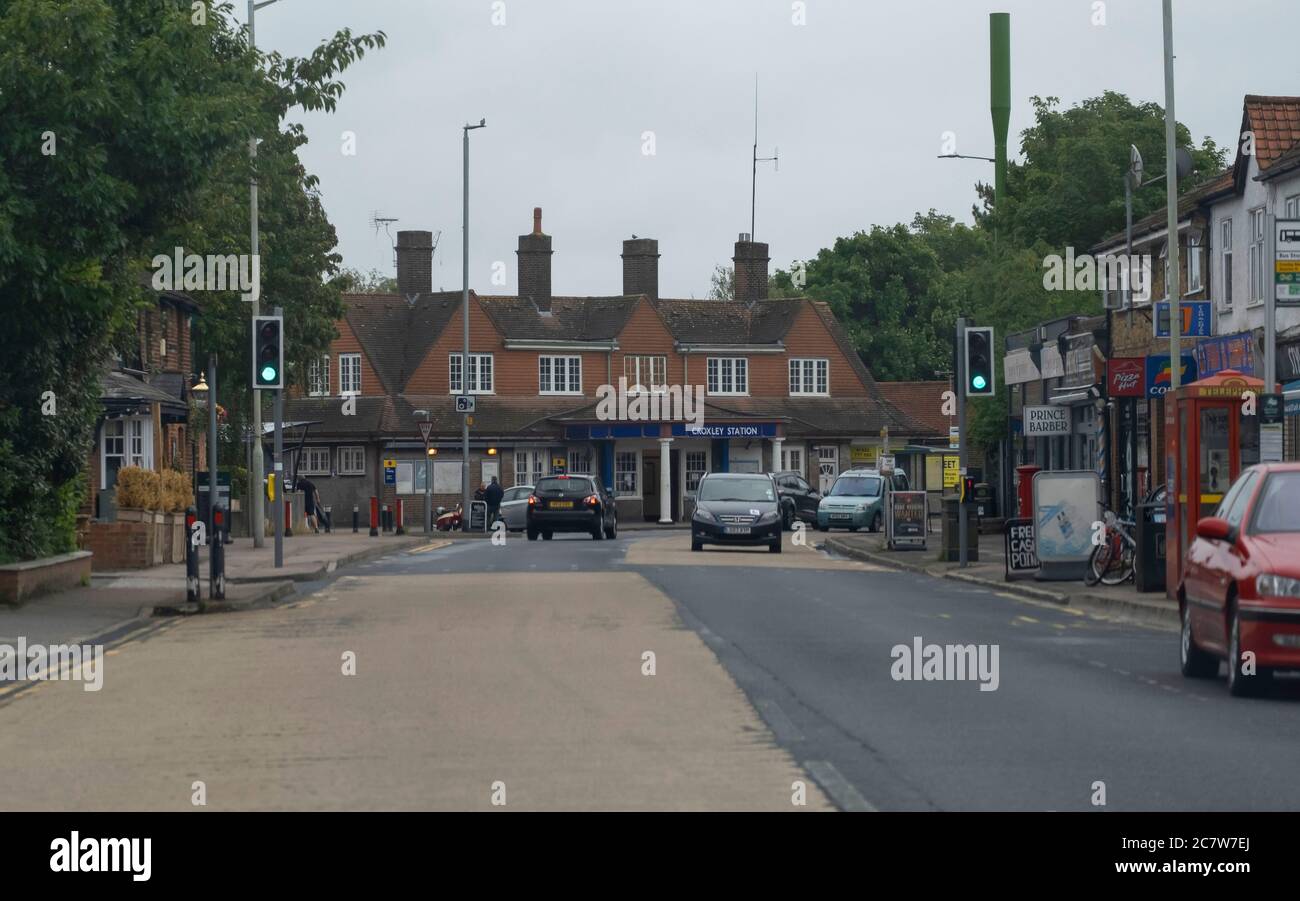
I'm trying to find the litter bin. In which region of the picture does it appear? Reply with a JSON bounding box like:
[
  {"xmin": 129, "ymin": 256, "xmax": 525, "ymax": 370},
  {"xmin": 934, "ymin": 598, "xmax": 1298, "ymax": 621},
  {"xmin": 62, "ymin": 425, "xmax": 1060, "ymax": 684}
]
[
  {"xmin": 940, "ymin": 496, "xmax": 980, "ymax": 562},
  {"xmin": 1134, "ymin": 500, "xmax": 1167, "ymax": 593}
]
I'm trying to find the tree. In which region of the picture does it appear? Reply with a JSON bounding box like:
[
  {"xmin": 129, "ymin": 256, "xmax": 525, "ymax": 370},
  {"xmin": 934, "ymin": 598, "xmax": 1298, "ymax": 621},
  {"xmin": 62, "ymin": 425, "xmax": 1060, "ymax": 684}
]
[
  {"xmin": 708, "ymin": 264, "xmax": 734, "ymax": 300},
  {"xmin": 974, "ymin": 92, "xmax": 1226, "ymax": 250},
  {"xmin": 334, "ymin": 267, "xmax": 400, "ymax": 294},
  {"xmin": 0, "ymin": 0, "xmax": 384, "ymax": 562}
]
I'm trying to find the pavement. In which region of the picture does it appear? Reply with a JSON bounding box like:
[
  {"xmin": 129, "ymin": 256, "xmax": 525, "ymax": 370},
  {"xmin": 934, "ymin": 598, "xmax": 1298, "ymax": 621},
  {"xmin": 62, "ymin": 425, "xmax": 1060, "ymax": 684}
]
[{"xmin": 818, "ymin": 528, "xmax": 1178, "ymax": 628}]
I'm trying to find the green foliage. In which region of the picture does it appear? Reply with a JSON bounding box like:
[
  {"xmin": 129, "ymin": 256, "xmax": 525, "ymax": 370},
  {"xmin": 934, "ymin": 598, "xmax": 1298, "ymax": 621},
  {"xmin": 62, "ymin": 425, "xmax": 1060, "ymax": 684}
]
[
  {"xmin": 0, "ymin": 0, "xmax": 384, "ymax": 561},
  {"xmin": 974, "ymin": 92, "xmax": 1227, "ymax": 250},
  {"xmin": 334, "ymin": 267, "xmax": 399, "ymax": 295}
]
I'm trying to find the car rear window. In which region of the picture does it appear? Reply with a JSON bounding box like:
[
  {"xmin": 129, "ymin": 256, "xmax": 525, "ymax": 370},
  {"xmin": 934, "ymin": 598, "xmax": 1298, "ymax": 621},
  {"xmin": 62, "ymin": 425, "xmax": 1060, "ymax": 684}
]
[{"xmin": 535, "ymin": 477, "xmax": 594, "ymax": 496}]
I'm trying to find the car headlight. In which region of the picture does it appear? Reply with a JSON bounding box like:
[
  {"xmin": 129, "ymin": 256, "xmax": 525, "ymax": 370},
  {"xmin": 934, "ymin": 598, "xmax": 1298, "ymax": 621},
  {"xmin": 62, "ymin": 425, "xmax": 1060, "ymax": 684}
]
[
  {"xmin": 1256, "ymin": 573, "xmax": 1300, "ymax": 599},
  {"xmin": 756, "ymin": 510, "xmax": 778, "ymax": 523},
  {"xmin": 855, "ymin": 503, "xmax": 869, "ymax": 514},
  {"xmin": 693, "ymin": 508, "xmax": 716, "ymax": 522}
]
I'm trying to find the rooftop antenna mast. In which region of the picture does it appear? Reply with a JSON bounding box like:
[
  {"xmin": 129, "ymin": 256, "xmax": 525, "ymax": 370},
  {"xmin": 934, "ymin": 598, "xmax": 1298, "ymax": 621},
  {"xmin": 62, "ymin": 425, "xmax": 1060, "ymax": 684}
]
[
  {"xmin": 370, "ymin": 211, "xmax": 399, "ymax": 269},
  {"xmin": 750, "ymin": 75, "xmax": 779, "ymax": 240}
]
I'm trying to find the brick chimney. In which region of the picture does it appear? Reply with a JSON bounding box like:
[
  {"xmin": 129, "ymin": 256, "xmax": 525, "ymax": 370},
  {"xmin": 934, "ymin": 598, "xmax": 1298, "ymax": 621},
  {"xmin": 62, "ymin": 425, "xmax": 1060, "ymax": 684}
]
[
  {"xmin": 732, "ymin": 233, "xmax": 769, "ymax": 305},
  {"xmin": 517, "ymin": 207, "xmax": 553, "ymax": 312},
  {"xmin": 621, "ymin": 238, "xmax": 660, "ymax": 301},
  {"xmin": 394, "ymin": 230, "xmax": 433, "ymax": 296}
]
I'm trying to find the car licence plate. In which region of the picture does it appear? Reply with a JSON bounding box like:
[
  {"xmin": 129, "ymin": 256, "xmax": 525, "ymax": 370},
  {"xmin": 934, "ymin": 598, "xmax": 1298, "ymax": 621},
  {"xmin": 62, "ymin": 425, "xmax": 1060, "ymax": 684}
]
[
  {"xmin": 550, "ymin": 501, "xmax": 574, "ymax": 509},
  {"xmin": 724, "ymin": 526, "xmax": 750, "ymax": 535},
  {"xmin": 830, "ymin": 513, "xmax": 851, "ymax": 520}
]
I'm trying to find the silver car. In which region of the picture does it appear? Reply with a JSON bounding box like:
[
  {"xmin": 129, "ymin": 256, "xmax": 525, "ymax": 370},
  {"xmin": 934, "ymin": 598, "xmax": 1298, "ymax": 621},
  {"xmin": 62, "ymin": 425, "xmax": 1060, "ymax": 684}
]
[{"xmin": 496, "ymin": 484, "xmax": 533, "ymax": 531}]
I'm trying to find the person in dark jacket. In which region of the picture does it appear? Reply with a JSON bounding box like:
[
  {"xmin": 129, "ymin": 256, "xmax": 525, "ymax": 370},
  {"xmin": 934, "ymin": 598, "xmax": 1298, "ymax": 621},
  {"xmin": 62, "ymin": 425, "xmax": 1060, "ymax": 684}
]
[{"xmin": 484, "ymin": 476, "xmax": 505, "ymax": 527}]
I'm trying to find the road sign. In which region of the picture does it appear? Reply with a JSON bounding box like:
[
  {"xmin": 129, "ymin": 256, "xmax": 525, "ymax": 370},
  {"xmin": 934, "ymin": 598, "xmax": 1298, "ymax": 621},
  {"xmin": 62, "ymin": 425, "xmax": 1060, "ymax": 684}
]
[
  {"xmin": 1153, "ymin": 301, "xmax": 1212, "ymax": 337},
  {"xmin": 1276, "ymin": 219, "xmax": 1300, "ymax": 306},
  {"xmin": 878, "ymin": 453, "xmax": 895, "ymax": 472},
  {"xmin": 384, "ymin": 468, "xmax": 396, "ymax": 487},
  {"xmin": 419, "ymin": 421, "xmax": 433, "ymax": 442},
  {"xmin": 382, "ymin": 458, "xmax": 397, "ymax": 469},
  {"xmin": 948, "ymin": 426, "xmax": 959, "ymax": 449},
  {"xmin": 455, "ymin": 395, "xmax": 476, "ymax": 413}
]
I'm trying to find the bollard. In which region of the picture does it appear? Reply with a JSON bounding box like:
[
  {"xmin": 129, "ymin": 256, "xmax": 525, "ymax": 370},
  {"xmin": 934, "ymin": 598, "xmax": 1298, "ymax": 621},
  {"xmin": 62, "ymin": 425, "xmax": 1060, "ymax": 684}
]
[
  {"xmin": 353, "ymin": 504, "xmax": 359, "ymax": 534},
  {"xmin": 324, "ymin": 504, "xmax": 332, "ymax": 534},
  {"xmin": 210, "ymin": 506, "xmax": 226, "ymax": 600},
  {"xmin": 185, "ymin": 506, "xmax": 201, "ymax": 603},
  {"xmin": 369, "ymin": 497, "xmax": 379, "ymax": 536},
  {"xmin": 395, "ymin": 498, "xmax": 405, "ymax": 535},
  {"xmin": 382, "ymin": 504, "xmax": 391, "ymax": 533},
  {"xmin": 285, "ymin": 498, "xmax": 294, "ymax": 538}
]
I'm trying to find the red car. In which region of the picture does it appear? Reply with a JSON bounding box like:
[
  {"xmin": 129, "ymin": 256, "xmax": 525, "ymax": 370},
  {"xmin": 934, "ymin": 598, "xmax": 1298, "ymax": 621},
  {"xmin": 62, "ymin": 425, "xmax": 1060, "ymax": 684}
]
[{"xmin": 1180, "ymin": 462, "xmax": 1300, "ymax": 696}]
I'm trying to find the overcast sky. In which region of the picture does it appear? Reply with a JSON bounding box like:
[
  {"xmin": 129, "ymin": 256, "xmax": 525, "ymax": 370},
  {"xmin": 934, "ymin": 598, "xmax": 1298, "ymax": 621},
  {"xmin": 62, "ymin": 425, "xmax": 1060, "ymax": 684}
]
[{"xmin": 245, "ymin": 0, "xmax": 1295, "ymax": 298}]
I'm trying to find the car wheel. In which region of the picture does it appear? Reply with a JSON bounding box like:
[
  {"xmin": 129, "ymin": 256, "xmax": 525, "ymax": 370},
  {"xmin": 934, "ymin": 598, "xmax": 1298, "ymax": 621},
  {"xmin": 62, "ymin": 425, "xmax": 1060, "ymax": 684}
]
[
  {"xmin": 769, "ymin": 536, "xmax": 782, "ymax": 553},
  {"xmin": 608, "ymin": 517, "xmax": 617, "ymax": 539},
  {"xmin": 815, "ymin": 522, "xmax": 827, "ymax": 532},
  {"xmin": 543, "ymin": 531, "xmax": 553, "ymax": 541},
  {"xmin": 782, "ymin": 505, "xmax": 793, "ymax": 530},
  {"xmin": 848, "ymin": 525, "xmax": 859, "ymax": 532},
  {"xmin": 1179, "ymin": 601, "xmax": 1218, "ymax": 679},
  {"xmin": 1226, "ymin": 607, "xmax": 1270, "ymax": 697},
  {"xmin": 592, "ymin": 518, "xmax": 604, "ymax": 540},
  {"xmin": 871, "ymin": 512, "xmax": 882, "ymax": 533},
  {"xmin": 691, "ymin": 539, "xmax": 702, "ymax": 552},
  {"xmin": 527, "ymin": 529, "xmax": 538, "ymax": 541}
]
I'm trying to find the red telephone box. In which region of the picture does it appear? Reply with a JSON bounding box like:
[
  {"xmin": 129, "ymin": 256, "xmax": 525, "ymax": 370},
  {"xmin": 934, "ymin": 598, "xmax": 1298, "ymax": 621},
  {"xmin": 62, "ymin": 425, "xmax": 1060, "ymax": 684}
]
[{"xmin": 1164, "ymin": 369, "xmax": 1264, "ymax": 597}]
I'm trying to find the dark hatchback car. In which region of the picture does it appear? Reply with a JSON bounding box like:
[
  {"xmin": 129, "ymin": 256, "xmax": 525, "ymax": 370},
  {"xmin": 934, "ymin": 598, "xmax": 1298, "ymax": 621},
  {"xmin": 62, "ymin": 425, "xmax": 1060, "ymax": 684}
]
[
  {"xmin": 527, "ymin": 474, "xmax": 618, "ymax": 541},
  {"xmin": 772, "ymin": 470, "xmax": 821, "ymax": 528},
  {"xmin": 691, "ymin": 472, "xmax": 783, "ymax": 553}
]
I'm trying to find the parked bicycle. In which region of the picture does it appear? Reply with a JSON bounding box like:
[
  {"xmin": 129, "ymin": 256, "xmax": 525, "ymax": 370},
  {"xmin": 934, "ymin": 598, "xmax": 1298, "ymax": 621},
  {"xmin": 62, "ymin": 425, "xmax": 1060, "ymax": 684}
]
[{"xmin": 1084, "ymin": 509, "xmax": 1136, "ymax": 586}]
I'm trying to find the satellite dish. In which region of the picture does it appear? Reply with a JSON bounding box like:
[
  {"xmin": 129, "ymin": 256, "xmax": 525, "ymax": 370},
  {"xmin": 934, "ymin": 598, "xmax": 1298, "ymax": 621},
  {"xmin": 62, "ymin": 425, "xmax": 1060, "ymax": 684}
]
[
  {"xmin": 1129, "ymin": 144, "xmax": 1144, "ymax": 188},
  {"xmin": 1175, "ymin": 146, "xmax": 1194, "ymax": 180}
]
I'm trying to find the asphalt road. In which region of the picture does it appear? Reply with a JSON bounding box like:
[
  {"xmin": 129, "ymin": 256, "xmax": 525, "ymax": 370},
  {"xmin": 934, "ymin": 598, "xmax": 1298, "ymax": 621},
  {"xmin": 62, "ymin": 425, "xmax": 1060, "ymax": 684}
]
[{"xmin": 3, "ymin": 528, "xmax": 1299, "ymax": 811}]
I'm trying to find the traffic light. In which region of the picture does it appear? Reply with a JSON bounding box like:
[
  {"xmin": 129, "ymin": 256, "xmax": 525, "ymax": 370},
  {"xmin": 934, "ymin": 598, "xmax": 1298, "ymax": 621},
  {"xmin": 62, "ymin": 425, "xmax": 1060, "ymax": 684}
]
[
  {"xmin": 964, "ymin": 326, "xmax": 995, "ymax": 397},
  {"xmin": 252, "ymin": 315, "xmax": 284, "ymax": 389},
  {"xmin": 960, "ymin": 476, "xmax": 975, "ymax": 504}
]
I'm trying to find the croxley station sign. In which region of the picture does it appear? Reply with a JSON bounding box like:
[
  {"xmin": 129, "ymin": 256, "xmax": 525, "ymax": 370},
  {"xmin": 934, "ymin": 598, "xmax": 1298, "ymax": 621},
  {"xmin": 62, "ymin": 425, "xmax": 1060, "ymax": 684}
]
[
  {"xmin": 672, "ymin": 422, "xmax": 778, "ymax": 438},
  {"xmin": 1023, "ymin": 405, "xmax": 1071, "ymax": 436}
]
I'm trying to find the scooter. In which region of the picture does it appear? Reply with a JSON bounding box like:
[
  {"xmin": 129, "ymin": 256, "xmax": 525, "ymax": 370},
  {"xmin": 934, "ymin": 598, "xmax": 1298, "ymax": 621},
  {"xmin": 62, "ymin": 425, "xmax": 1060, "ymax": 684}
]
[{"xmin": 435, "ymin": 504, "xmax": 462, "ymax": 531}]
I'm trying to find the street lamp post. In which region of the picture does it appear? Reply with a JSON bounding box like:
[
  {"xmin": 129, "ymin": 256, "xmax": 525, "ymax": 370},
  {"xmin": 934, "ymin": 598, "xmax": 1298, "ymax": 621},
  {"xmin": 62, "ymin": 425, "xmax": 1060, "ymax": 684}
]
[
  {"xmin": 462, "ymin": 119, "xmax": 485, "ymax": 531},
  {"xmin": 247, "ymin": 0, "xmax": 285, "ymax": 549}
]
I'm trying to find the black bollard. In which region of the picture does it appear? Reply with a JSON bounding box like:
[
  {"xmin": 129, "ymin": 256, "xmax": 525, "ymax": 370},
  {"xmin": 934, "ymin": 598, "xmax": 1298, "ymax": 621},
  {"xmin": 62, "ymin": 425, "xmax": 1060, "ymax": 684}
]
[
  {"xmin": 185, "ymin": 506, "xmax": 201, "ymax": 604},
  {"xmin": 210, "ymin": 506, "xmax": 226, "ymax": 600},
  {"xmin": 353, "ymin": 504, "xmax": 360, "ymax": 534}
]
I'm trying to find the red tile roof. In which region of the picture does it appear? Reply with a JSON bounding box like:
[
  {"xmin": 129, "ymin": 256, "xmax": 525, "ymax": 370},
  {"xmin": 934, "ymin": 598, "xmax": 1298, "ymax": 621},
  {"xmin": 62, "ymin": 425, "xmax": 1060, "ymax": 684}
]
[
  {"xmin": 874, "ymin": 381, "xmax": 954, "ymax": 437},
  {"xmin": 1244, "ymin": 95, "xmax": 1300, "ymax": 172}
]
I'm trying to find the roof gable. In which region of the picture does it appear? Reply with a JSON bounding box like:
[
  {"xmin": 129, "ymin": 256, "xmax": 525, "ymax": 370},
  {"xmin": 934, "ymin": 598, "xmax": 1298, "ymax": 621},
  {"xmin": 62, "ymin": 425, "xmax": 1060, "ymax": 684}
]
[{"xmin": 343, "ymin": 291, "xmax": 464, "ymax": 393}]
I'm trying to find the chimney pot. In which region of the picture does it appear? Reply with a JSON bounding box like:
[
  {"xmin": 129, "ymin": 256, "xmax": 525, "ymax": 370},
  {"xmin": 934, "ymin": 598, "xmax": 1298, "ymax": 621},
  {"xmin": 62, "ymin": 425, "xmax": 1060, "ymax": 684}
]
[
  {"xmin": 518, "ymin": 209, "xmax": 553, "ymax": 312},
  {"xmin": 394, "ymin": 229, "xmax": 434, "ymax": 297},
  {"xmin": 732, "ymin": 236, "xmax": 770, "ymax": 305},
  {"xmin": 621, "ymin": 237, "xmax": 660, "ymax": 301}
]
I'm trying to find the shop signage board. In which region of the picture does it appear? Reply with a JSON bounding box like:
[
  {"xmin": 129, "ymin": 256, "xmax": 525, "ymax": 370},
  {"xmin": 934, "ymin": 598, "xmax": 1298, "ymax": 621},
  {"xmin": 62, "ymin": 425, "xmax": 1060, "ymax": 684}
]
[
  {"xmin": 1195, "ymin": 332, "xmax": 1257, "ymax": 379},
  {"xmin": 1153, "ymin": 301, "xmax": 1212, "ymax": 338},
  {"xmin": 1004, "ymin": 517, "xmax": 1038, "ymax": 579},
  {"xmin": 1106, "ymin": 358, "xmax": 1144, "ymax": 397},
  {"xmin": 1144, "ymin": 354, "xmax": 1198, "ymax": 397},
  {"xmin": 887, "ymin": 491, "xmax": 927, "ymax": 550},
  {"xmin": 1276, "ymin": 219, "xmax": 1300, "ymax": 306},
  {"xmin": 1023, "ymin": 405, "xmax": 1071, "ymax": 436}
]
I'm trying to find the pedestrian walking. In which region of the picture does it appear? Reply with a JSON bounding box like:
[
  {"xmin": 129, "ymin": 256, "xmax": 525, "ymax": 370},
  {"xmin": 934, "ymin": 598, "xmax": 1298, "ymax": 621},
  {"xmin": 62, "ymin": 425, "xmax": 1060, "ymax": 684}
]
[
  {"xmin": 298, "ymin": 475, "xmax": 320, "ymax": 533},
  {"xmin": 484, "ymin": 476, "xmax": 504, "ymax": 527}
]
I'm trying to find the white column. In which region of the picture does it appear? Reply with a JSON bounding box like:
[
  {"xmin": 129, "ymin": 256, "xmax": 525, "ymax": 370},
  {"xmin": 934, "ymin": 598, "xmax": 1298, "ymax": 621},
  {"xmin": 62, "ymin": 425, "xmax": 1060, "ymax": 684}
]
[
  {"xmin": 658, "ymin": 438, "xmax": 673, "ymax": 523},
  {"xmin": 772, "ymin": 437, "xmax": 784, "ymax": 473}
]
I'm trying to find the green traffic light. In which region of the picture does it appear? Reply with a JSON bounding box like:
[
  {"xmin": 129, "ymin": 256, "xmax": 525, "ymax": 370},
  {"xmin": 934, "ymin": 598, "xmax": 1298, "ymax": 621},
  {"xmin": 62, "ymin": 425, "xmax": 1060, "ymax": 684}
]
[
  {"xmin": 261, "ymin": 365, "xmax": 277, "ymax": 382},
  {"xmin": 971, "ymin": 374, "xmax": 987, "ymax": 391}
]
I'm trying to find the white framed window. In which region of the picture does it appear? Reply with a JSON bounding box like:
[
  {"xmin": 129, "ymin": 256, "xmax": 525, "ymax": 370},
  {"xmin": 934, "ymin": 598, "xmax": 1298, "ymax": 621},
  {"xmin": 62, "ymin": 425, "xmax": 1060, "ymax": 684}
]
[
  {"xmin": 789, "ymin": 358, "xmax": 829, "ymax": 396},
  {"xmin": 514, "ymin": 449, "xmax": 548, "ymax": 487},
  {"xmin": 706, "ymin": 357, "xmax": 748, "ymax": 395},
  {"xmin": 301, "ymin": 446, "xmax": 331, "ymax": 475},
  {"xmin": 338, "ymin": 446, "xmax": 365, "ymax": 475},
  {"xmin": 450, "ymin": 353, "xmax": 494, "ymax": 394},
  {"xmin": 615, "ymin": 451, "xmax": 639, "ymax": 496},
  {"xmin": 624, "ymin": 355, "xmax": 667, "ymax": 392},
  {"xmin": 1186, "ymin": 234, "xmax": 1202, "ymax": 294},
  {"xmin": 1287, "ymin": 194, "xmax": 1300, "ymax": 219},
  {"xmin": 1220, "ymin": 219, "xmax": 1233, "ymax": 309},
  {"xmin": 539, "ymin": 355, "xmax": 582, "ymax": 395},
  {"xmin": 784, "ymin": 446, "xmax": 804, "ymax": 475},
  {"xmin": 567, "ymin": 449, "xmax": 592, "ymax": 474},
  {"xmin": 102, "ymin": 416, "xmax": 154, "ymax": 488},
  {"xmin": 339, "ymin": 353, "xmax": 361, "ymax": 395},
  {"xmin": 308, "ymin": 355, "xmax": 330, "ymax": 396},
  {"xmin": 1249, "ymin": 207, "xmax": 1266, "ymax": 305},
  {"xmin": 685, "ymin": 450, "xmax": 707, "ymax": 494}
]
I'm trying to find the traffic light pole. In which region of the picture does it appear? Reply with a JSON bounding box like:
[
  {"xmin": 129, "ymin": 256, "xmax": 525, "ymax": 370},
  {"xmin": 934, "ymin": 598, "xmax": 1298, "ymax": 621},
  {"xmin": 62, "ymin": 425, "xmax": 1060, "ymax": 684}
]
[
  {"xmin": 957, "ymin": 317, "xmax": 969, "ymax": 568},
  {"xmin": 273, "ymin": 304, "xmax": 284, "ymax": 569}
]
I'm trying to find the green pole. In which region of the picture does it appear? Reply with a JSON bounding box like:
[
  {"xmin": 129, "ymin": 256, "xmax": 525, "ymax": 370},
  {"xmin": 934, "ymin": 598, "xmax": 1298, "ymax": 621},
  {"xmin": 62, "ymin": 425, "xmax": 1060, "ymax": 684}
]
[{"xmin": 989, "ymin": 13, "xmax": 1011, "ymax": 218}]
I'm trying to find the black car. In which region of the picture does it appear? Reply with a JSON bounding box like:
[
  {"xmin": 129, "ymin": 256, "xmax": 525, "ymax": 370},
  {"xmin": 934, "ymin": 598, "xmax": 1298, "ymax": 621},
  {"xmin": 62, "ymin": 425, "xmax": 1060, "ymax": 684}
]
[
  {"xmin": 691, "ymin": 472, "xmax": 783, "ymax": 553},
  {"xmin": 527, "ymin": 474, "xmax": 618, "ymax": 541},
  {"xmin": 771, "ymin": 470, "xmax": 821, "ymax": 528}
]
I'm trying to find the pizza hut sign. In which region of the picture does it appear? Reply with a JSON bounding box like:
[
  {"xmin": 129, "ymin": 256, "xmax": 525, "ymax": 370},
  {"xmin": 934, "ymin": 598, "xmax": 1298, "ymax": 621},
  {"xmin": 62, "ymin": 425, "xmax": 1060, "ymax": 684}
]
[{"xmin": 1107, "ymin": 358, "xmax": 1144, "ymax": 398}]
